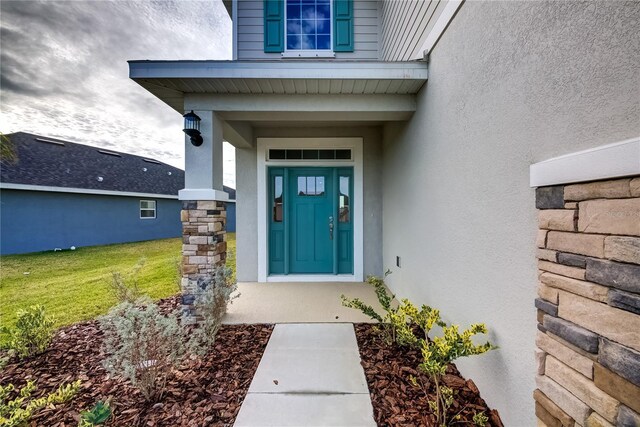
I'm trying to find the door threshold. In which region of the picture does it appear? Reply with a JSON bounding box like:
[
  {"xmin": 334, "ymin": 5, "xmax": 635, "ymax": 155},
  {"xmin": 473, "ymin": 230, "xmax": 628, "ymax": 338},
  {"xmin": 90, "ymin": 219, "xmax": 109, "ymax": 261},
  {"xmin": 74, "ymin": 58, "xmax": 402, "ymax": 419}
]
[{"xmin": 266, "ymin": 274, "xmax": 359, "ymax": 283}]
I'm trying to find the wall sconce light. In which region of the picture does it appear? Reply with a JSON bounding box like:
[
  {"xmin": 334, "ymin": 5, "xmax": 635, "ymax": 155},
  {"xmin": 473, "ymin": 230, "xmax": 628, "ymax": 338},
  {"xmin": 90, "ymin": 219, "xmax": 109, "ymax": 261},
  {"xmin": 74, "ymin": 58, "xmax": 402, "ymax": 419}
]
[{"xmin": 182, "ymin": 110, "xmax": 203, "ymax": 146}]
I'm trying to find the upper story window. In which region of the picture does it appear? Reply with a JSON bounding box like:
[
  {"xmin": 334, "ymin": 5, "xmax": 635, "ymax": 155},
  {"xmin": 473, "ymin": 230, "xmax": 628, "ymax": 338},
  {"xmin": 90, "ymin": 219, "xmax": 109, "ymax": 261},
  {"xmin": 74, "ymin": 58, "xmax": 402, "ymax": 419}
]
[
  {"xmin": 286, "ymin": 0, "xmax": 331, "ymax": 51},
  {"xmin": 264, "ymin": 0, "xmax": 353, "ymax": 55}
]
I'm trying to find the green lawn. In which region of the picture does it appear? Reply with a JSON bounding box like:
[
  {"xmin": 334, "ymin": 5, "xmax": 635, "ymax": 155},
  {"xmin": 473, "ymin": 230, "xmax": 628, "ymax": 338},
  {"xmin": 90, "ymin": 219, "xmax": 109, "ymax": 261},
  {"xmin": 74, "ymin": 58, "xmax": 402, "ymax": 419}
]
[{"xmin": 0, "ymin": 233, "xmax": 236, "ymax": 333}]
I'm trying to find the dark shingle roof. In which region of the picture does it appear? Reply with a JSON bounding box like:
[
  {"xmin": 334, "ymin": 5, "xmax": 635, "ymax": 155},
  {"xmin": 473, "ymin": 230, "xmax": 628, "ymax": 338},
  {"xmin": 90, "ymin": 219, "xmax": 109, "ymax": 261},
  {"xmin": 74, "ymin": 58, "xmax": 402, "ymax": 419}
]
[{"xmin": 1, "ymin": 132, "xmax": 184, "ymax": 195}]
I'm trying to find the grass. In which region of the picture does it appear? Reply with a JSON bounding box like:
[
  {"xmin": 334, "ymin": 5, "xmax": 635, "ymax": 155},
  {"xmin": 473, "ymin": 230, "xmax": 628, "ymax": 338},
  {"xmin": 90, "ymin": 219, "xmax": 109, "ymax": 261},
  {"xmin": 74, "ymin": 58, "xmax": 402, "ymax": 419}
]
[{"xmin": 0, "ymin": 233, "xmax": 237, "ymax": 334}]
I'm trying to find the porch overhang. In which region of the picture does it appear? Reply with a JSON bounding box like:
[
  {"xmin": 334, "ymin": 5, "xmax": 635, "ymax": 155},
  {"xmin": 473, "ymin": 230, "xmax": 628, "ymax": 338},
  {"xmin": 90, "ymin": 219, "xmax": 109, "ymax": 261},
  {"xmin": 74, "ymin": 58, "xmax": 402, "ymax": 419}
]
[{"xmin": 128, "ymin": 60, "xmax": 428, "ymax": 123}]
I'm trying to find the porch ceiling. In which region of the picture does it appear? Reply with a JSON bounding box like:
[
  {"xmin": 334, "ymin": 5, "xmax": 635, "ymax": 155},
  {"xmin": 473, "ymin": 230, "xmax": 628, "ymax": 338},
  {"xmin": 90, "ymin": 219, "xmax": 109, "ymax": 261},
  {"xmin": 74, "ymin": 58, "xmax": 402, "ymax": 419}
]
[{"xmin": 128, "ymin": 60, "xmax": 429, "ymax": 114}]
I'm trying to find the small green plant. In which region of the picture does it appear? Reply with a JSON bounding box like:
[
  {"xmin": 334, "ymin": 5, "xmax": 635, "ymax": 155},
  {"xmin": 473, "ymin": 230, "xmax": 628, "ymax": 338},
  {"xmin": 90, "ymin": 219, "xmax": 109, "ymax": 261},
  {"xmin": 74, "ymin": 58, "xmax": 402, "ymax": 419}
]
[
  {"xmin": 427, "ymin": 384, "xmax": 456, "ymax": 426},
  {"xmin": 108, "ymin": 259, "xmax": 145, "ymax": 304},
  {"xmin": 341, "ymin": 271, "xmax": 407, "ymax": 344},
  {"xmin": 473, "ymin": 411, "xmax": 489, "ymax": 426},
  {"xmin": 78, "ymin": 400, "xmax": 111, "ymax": 426},
  {"xmin": 0, "ymin": 380, "xmax": 80, "ymax": 427},
  {"xmin": 99, "ymin": 298, "xmax": 187, "ymax": 401},
  {"xmin": 419, "ymin": 322, "xmax": 495, "ymax": 426},
  {"xmin": 187, "ymin": 268, "xmax": 239, "ymax": 355},
  {"xmin": 342, "ymin": 274, "xmax": 450, "ymax": 348},
  {"xmin": 389, "ymin": 296, "xmax": 496, "ymax": 426},
  {"xmin": 388, "ymin": 299, "xmax": 448, "ymax": 348},
  {"xmin": 0, "ymin": 305, "xmax": 55, "ymax": 359}
]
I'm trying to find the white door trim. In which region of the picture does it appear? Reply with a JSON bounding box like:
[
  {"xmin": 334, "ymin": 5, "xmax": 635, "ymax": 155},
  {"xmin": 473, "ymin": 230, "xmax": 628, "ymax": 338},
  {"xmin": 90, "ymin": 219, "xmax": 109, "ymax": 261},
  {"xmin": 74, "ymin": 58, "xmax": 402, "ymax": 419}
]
[{"xmin": 257, "ymin": 137, "xmax": 364, "ymax": 283}]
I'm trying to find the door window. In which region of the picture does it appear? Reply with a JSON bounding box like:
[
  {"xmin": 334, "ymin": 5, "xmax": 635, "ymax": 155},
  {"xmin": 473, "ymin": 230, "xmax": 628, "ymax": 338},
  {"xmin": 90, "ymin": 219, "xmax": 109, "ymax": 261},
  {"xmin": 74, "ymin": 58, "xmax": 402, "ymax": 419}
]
[
  {"xmin": 273, "ymin": 175, "xmax": 283, "ymax": 222},
  {"xmin": 297, "ymin": 176, "xmax": 325, "ymax": 196},
  {"xmin": 339, "ymin": 175, "xmax": 350, "ymax": 223}
]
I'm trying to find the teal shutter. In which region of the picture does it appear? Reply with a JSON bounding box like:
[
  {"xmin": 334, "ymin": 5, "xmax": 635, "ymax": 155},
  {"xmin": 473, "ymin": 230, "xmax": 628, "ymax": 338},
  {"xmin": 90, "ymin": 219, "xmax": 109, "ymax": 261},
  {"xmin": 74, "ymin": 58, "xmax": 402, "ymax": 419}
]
[
  {"xmin": 333, "ymin": 0, "xmax": 353, "ymax": 52},
  {"xmin": 264, "ymin": 0, "xmax": 284, "ymax": 53}
]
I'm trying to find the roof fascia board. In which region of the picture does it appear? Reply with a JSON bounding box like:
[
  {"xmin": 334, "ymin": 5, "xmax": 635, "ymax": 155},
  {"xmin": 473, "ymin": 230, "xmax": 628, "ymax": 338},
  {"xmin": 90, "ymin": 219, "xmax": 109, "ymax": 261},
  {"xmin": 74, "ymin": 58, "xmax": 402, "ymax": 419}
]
[
  {"xmin": 0, "ymin": 183, "xmax": 179, "ymax": 199},
  {"xmin": 412, "ymin": 0, "xmax": 464, "ymax": 60},
  {"xmin": 129, "ymin": 61, "xmax": 428, "ymax": 81}
]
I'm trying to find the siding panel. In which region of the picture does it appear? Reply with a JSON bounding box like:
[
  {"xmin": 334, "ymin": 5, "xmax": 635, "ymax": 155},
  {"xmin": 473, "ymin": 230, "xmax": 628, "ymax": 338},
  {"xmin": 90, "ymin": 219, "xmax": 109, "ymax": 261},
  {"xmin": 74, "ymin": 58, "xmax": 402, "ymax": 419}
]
[
  {"xmin": 0, "ymin": 190, "xmax": 182, "ymax": 255},
  {"xmin": 237, "ymin": 0, "xmax": 379, "ymax": 60},
  {"xmin": 380, "ymin": 0, "xmax": 447, "ymax": 61}
]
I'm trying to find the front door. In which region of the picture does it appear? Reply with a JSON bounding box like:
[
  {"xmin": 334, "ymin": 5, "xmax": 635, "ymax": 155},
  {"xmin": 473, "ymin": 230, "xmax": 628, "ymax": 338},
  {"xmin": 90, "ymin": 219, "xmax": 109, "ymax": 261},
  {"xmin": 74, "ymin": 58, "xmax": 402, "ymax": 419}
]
[{"xmin": 268, "ymin": 167, "xmax": 353, "ymax": 275}]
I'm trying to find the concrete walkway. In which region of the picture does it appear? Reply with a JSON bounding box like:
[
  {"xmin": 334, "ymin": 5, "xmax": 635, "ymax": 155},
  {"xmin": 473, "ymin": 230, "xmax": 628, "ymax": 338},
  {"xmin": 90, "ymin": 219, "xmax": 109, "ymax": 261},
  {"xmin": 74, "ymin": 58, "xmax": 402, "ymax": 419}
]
[
  {"xmin": 223, "ymin": 282, "xmax": 385, "ymax": 324},
  {"xmin": 234, "ymin": 323, "xmax": 376, "ymax": 427}
]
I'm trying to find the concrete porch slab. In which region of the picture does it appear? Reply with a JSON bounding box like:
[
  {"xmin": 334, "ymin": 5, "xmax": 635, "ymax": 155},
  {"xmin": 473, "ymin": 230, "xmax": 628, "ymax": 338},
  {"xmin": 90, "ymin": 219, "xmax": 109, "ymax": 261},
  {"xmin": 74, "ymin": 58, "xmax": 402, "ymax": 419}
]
[
  {"xmin": 223, "ymin": 281, "xmax": 384, "ymax": 324},
  {"xmin": 233, "ymin": 393, "xmax": 376, "ymax": 427},
  {"xmin": 248, "ymin": 324, "xmax": 368, "ymax": 394}
]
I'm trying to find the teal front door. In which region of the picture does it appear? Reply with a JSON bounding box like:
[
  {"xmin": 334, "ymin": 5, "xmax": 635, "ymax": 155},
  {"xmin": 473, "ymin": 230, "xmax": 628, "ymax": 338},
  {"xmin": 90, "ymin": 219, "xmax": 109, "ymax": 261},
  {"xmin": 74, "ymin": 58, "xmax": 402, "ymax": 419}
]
[{"xmin": 268, "ymin": 167, "xmax": 353, "ymax": 275}]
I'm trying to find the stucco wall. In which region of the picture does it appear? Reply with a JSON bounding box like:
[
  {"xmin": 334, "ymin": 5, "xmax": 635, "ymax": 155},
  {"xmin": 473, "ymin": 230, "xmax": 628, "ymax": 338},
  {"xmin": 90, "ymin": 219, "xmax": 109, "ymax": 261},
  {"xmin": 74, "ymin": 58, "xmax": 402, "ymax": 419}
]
[
  {"xmin": 236, "ymin": 145, "xmax": 259, "ymax": 281},
  {"xmin": 0, "ymin": 190, "xmax": 182, "ymax": 255},
  {"xmin": 382, "ymin": 1, "xmax": 639, "ymax": 424},
  {"xmin": 235, "ymin": 126, "xmax": 384, "ymax": 282}
]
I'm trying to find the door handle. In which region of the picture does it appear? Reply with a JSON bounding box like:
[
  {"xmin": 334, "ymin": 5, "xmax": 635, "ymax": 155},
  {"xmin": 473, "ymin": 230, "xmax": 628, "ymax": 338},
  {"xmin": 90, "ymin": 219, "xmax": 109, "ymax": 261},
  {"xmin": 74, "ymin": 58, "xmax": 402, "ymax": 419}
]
[{"xmin": 329, "ymin": 216, "xmax": 334, "ymax": 240}]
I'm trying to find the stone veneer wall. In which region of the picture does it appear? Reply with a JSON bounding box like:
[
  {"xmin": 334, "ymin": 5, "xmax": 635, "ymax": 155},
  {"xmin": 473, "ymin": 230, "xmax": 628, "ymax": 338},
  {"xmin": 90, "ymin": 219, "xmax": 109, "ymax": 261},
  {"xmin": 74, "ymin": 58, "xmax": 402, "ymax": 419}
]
[
  {"xmin": 534, "ymin": 177, "xmax": 640, "ymax": 427},
  {"xmin": 180, "ymin": 200, "xmax": 227, "ymax": 320}
]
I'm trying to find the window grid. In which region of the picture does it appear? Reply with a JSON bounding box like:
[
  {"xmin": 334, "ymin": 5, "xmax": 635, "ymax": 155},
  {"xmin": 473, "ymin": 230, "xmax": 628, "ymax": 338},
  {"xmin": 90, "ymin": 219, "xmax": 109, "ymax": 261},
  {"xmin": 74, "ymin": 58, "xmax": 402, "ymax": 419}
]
[
  {"xmin": 286, "ymin": 0, "xmax": 331, "ymax": 51},
  {"xmin": 140, "ymin": 200, "xmax": 156, "ymax": 219},
  {"xmin": 297, "ymin": 176, "xmax": 326, "ymax": 196},
  {"xmin": 268, "ymin": 149, "xmax": 352, "ymax": 161}
]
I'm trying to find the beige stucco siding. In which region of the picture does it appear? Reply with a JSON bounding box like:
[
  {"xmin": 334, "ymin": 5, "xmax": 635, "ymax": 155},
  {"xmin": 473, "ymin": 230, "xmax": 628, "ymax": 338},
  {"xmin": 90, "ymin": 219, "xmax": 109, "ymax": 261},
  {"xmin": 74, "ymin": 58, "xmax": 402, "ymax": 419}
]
[
  {"xmin": 382, "ymin": 1, "xmax": 639, "ymax": 424},
  {"xmin": 236, "ymin": 0, "xmax": 379, "ymax": 60}
]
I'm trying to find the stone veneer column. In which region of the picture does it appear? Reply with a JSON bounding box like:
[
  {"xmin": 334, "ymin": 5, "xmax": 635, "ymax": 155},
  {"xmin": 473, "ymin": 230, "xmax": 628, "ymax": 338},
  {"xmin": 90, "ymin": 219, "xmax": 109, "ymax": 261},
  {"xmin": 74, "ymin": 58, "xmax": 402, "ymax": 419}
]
[
  {"xmin": 533, "ymin": 176, "xmax": 640, "ymax": 427},
  {"xmin": 180, "ymin": 200, "xmax": 227, "ymax": 320}
]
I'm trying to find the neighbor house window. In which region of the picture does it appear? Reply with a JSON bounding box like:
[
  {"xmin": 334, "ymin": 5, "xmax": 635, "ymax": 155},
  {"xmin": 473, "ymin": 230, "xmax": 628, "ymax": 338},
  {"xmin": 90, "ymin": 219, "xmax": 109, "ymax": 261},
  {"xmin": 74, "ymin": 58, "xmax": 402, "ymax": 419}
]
[
  {"xmin": 140, "ymin": 200, "xmax": 156, "ymax": 219},
  {"xmin": 286, "ymin": 0, "xmax": 331, "ymax": 50}
]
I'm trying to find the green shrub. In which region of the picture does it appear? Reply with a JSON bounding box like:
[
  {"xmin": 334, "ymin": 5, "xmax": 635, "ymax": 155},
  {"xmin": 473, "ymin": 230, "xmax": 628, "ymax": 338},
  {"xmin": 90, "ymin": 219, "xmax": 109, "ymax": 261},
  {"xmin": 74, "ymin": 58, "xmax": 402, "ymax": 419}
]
[
  {"xmin": 78, "ymin": 400, "xmax": 111, "ymax": 426},
  {"xmin": 108, "ymin": 259, "xmax": 145, "ymax": 304},
  {"xmin": 342, "ymin": 273, "xmax": 449, "ymax": 347},
  {"xmin": 0, "ymin": 305, "xmax": 55, "ymax": 359},
  {"xmin": 418, "ymin": 320, "xmax": 494, "ymax": 426},
  {"xmin": 100, "ymin": 266, "xmax": 239, "ymax": 400},
  {"xmin": 473, "ymin": 411, "xmax": 489, "ymax": 426},
  {"xmin": 419, "ymin": 323, "xmax": 494, "ymax": 377},
  {"xmin": 341, "ymin": 271, "xmax": 407, "ymax": 344},
  {"xmin": 344, "ymin": 274, "xmax": 496, "ymax": 426},
  {"xmin": 99, "ymin": 299, "xmax": 187, "ymax": 401},
  {"xmin": 187, "ymin": 268, "xmax": 239, "ymax": 355},
  {"xmin": 0, "ymin": 380, "xmax": 80, "ymax": 427}
]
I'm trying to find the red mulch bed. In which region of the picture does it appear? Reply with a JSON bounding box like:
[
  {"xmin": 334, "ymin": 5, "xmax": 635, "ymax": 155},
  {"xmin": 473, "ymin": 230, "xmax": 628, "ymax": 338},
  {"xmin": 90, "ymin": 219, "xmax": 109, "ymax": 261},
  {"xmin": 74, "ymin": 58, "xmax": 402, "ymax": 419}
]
[
  {"xmin": 355, "ymin": 324, "xmax": 504, "ymax": 427},
  {"xmin": 0, "ymin": 296, "xmax": 273, "ymax": 426}
]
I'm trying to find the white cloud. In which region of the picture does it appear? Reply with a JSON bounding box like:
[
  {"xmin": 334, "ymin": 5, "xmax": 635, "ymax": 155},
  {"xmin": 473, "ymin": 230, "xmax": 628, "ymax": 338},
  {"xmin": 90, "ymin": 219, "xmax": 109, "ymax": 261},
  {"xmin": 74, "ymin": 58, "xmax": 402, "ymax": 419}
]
[{"xmin": 0, "ymin": 0, "xmax": 236, "ymax": 187}]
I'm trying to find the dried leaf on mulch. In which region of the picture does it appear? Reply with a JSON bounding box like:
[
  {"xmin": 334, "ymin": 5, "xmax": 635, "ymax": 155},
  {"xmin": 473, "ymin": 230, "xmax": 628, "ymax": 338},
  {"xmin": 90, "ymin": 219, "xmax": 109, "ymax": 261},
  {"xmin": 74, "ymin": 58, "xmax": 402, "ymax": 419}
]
[
  {"xmin": 0, "ymin": 295, "xmax": 273, "ymax": 427},
  {"xmin": 354, "ymin": 324, "xmax": 504, "ymax": 427}
]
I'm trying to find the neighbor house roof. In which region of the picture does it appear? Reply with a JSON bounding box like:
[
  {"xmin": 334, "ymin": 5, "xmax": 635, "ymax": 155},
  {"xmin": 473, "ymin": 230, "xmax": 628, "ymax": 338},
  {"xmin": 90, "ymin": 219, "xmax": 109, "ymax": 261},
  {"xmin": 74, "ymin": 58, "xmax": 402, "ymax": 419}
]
[{"xmin": 1, "ymin": 132, "xmax": 185, "ymax": 197}]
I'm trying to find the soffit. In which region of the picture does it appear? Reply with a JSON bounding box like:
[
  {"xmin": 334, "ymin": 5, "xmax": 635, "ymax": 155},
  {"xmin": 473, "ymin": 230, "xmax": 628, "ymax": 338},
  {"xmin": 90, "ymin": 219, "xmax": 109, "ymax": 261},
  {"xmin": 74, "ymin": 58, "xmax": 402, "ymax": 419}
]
[{"xmin": 129, "ymin": 60, "xmax": 428, "ymax": 113}]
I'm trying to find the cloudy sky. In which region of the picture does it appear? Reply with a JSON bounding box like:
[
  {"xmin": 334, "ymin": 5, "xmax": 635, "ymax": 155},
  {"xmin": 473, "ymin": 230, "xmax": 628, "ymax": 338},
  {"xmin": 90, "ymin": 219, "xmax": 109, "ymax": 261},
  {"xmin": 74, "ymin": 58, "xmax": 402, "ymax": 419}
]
[{"xmin": 0, "ymin": 0, "xmax": 237, "ymax": 186}]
